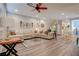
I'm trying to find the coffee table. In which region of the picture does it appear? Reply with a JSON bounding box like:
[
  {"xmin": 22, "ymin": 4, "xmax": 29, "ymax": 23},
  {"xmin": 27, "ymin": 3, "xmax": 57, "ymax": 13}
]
[{"xmin": 0, "ymin": 37, "xmax": 22, "ymax": 56}]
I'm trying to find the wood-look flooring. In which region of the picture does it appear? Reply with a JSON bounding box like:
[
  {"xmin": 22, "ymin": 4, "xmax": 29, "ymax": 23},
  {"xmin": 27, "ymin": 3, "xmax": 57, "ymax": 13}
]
[{"xmin": 2, "ymin": 36, "xmax": 79, "ymax": 56}]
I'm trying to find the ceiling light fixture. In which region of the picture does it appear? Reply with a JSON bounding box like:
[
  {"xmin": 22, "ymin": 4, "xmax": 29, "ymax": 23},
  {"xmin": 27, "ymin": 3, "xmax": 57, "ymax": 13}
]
[
  {"xmin": 15, "ymin": 9, "xmax": 18, "ymax": 12},
  {"xmin": 66, "ymin": 16, "xmax": 68, "ymax": 18},
  {"xmin": 61, "ymin": 13, "xmax": 64, "ymax": 15}
]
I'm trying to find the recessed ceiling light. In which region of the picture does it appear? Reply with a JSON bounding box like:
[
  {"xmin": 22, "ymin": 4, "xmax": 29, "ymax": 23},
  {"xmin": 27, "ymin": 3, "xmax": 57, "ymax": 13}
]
[
  {"xmin": 66, "ymin": 16, "xmax": 68, "ymax": 18},
  {"xmin": 15, "ymin": 9, "xmax": 18, "ymax": 12},
  {"xmin": 36, "ymin": 15, "xmax": 38, "ymax": 17},
  {"xmin": 61, "ymin": 13, "xmax": 64, "ymax": 15}
]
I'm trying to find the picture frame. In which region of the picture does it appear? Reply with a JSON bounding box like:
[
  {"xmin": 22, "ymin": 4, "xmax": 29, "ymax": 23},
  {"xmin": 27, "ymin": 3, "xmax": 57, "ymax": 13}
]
[
  {"xmin": 20, "ymin": 21, "xmax": 33, "ymax": 29},
  {"xmin": 41, "ymin": 23, "xmax": 44, "ymax": 28}
]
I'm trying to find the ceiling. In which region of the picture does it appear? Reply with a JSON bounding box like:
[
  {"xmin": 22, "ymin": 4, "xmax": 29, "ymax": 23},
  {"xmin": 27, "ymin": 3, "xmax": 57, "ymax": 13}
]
[{"xmin": 1, "ymin": 3, "xmax": 79, "ymax": 20}]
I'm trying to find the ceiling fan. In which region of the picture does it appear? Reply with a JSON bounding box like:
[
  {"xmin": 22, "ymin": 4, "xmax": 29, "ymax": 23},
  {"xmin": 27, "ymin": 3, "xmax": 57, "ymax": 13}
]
[{"xmin": 27, "ymin": 3, "xmax": 47, "ymax": 13}]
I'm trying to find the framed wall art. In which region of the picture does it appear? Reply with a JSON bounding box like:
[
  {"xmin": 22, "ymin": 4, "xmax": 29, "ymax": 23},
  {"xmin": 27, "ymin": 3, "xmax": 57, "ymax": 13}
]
[{"xmin": 20, "ymin": 21, "xmax": 33, "ymax": 29}]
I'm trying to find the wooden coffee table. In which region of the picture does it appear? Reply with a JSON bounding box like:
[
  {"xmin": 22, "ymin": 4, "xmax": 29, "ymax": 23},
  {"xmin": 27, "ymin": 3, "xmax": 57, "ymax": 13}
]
[{"xmin": 0, "ymin": 37, "xmax": 22, "ymax": 56}]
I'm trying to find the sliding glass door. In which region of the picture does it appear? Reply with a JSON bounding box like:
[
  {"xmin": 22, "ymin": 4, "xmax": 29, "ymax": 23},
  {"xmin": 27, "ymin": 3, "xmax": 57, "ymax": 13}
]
[{"xmin": 71, "ymin": 19, "xmax": 79, "ymax": 35}]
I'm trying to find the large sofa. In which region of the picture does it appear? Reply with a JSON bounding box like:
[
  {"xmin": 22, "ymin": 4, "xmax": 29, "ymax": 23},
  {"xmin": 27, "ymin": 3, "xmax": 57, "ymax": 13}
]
[{"xmin": 8, "ymin": 29, "xmax": 54, "ymax": 40}]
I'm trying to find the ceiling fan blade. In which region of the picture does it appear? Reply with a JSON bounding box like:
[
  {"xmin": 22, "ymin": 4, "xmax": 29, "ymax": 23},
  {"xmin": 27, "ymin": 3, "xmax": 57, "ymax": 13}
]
[
  {"xmin": 36, "ymin": 3, "xmax": 42, "ymax": 7},
  {"xmin": 37, "ymin": 9, "xmax": 41, "ymax": 13},
  {"xmin": 27, "ymin": 3, "xmax": 35, "ymax": 8},
  {"xmin": 40, "ymin": 7, "xmax": 47, "ymax": 9}
]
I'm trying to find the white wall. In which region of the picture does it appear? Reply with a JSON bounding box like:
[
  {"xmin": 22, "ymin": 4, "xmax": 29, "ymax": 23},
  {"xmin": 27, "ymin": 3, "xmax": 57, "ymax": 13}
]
[
  {"xmin": 2, "ymin": 13, "xmax": 49, "ymax": 34},
  {"xmin": 57, "ymin": 20, "xmax": 62, "ymax": 35}
]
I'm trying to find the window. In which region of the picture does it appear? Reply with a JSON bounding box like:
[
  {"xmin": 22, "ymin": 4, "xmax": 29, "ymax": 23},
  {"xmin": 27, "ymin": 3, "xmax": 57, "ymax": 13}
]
[
  {"xmin": 0, "ymin": 18, "xmax": 2, "ymax": 26},
  {"xmin": 71, "ymin": 20, "xmax": 79, "ymax": 35}
]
